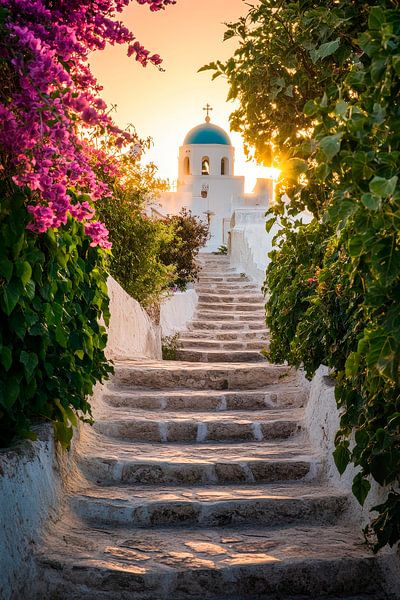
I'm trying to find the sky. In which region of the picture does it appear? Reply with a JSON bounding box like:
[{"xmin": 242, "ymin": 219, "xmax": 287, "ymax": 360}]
[{"xmin": 90, "ymin": 0, "xmax": 273, "ymax": 192}]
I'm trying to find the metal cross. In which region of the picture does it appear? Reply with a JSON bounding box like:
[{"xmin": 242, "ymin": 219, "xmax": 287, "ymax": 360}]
[{"xmin": 203, "ymin": 103, "xmax": 213, "ymax": 121}]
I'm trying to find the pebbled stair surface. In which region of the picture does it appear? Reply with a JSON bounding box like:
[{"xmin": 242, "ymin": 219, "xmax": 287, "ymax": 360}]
[{"xmin": 36, "ymin": 254, "xmax": 390, "ymax": 599}]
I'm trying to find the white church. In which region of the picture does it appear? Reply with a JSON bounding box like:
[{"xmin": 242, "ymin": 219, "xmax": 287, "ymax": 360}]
[{"xmin": 155, "ymin": 107, "xmax": 273, "ymax": 252}]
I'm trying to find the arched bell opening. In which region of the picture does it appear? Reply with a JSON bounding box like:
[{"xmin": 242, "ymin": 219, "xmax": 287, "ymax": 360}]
[
  {"xmin": 201, "ymin": 157, "xmax": 210, "ymax": 176},
  {"xmin": 221, "ymin": 157, "xmax": 229, "ymax": 175},
  {"xmin": 183, "ymin": 156, "xmax": 190, "ymax": 175}
]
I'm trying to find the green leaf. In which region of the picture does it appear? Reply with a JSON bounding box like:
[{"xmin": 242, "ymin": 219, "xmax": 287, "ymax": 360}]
[
  {"xmin": 0, "ymin": 376, "xmax": 20, "ymax": 409},
  {"xmin": 320, "ymin": 134, "xmax": 342, "ymax": 161},
  {"xmin": 333, "ymin": 442, "xmax": 350, "ymax": 475},
  {"xmin": 0, "ymin": 346, "xmax": 12, "ymax": 371},
  {"xmin": 303, "ymin": 99, "xmax": 317, "ymax": 116},
  {"xmin": 20, "ymin": 351, "xmax": 38, "ymax": 381},
  {"xmin": 345, "ymin": 352, "xmax": 361, "ymax": 377},
  {"xmin": 361, "ymin": 194, "xmax": 380, "ymax": 210},
  {"xmin": 313, "ymin": 38, "xmax": 340, "ymax": 62},
  {"xmin": 265, "ymin": 217, "xmax": 276, "ymax": 233},
  {"xmin": 16, "ymin": 261, "xmax": 32, "ymax": 285},
  {"xmin": 335, "ymin": 99, "xmax": 348, "ymax": 117},
  {"xmin": 0, "ymin": 258, "xmax": 13, "ymax": 281},
  {"xmin": 369, "ymin": 176, "xmax": 398, "ymax": 197},
  {"xmin": 368, "ymin": 6, "xmax": 385, "ymax": 30},
  {"xmin": 2, "ymin": 280, "xmax": 21, "ymax": 316},
  {"xmin": 53, "ymin": 420, "xmax": 73, "ymax": 449},
  {"xmin": 348, "ymin": 236, "xmax": 364, "ymax": 257},
  {"xmin": 352, "ymin": 472, "xmax": 371, "ymax": 506}
]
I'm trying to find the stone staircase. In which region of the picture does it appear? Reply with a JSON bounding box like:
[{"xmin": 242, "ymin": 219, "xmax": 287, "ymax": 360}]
[
  {"xmin": 177, "ymin": 256, "xmax": 268, "ymax": 363},
  {"xmin": 36, "ymin": 254, "xmax": 390, "ymax": 599}
]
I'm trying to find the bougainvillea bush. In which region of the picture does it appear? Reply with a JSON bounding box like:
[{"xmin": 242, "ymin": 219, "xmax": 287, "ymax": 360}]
[
  {"xmin": 0, "ymin": 0, "xmax": 175, "ymax": 445},
  {"xmin": 207, "ymin": 1, "xmax": 400, "ymax": 551}
]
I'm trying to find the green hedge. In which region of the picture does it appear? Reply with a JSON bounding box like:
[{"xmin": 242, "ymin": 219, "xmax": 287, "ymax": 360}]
[{"xmin": 0, "ymin": 184, "xmax": 112, "ymax": 447}]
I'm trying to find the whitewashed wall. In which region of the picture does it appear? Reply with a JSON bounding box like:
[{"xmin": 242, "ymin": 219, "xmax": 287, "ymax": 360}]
[
  {"xmin": 160, "ymin": 288, "xmax": 198, "ymax": 337},
  {"xmin": 229, "ymin": 208, "xmax": 275, "ymax": 286},
  {"xmin": 106, "ymin": 276, "xmax": 161, "ymax": 360},
  {"xmin": 306, "ymin": 367, "xmax": 400, "ymax": 594}
]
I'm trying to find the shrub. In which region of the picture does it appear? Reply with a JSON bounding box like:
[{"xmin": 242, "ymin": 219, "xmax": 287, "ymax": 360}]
[
  {"xmin": 0, "ymin": 185, "xmax": 112, "ymax": 447},
  {"xmin": 161, "ymin": 334, "xmax": 180, "ymax": 360},
  {"xmin": 159, "ymin": 208, "xmax": 209, "ymax": 290},
  {"xmin": 211, "ymin": 0, "xmax": 400, "ymax": 551},
  {"xmin": 96, "ymin": 161, "xmax": 175, "ymax": 307}
]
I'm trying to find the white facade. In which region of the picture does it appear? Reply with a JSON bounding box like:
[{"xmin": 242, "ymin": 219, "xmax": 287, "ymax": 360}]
[{"xmin": 157, "ymin": 119, "xmax": 273, "ymax": 252}]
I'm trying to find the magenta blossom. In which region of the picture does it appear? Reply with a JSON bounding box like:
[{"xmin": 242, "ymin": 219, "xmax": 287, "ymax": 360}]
[{"xmin": 0, "ymin": 0, "xmax": 176, "ymax": 248}]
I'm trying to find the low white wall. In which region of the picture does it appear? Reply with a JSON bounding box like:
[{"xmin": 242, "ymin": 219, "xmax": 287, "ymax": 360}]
[
  {"xmin": 306, "ymin": 367, "xmax": 400, "ymax": 594},
  {"xmin": 306, "ymin": 366, "xmax": 391, "ymax": 520},
  {"xmin": 229, "ymin": 208, "xmax": 313, "ymax": 287},
  {"xmin": 229, "ymin": 208, "xmax": 275, "ymax": 287},
  {"xmin": 0, "ymin": 425, "xmax": 75, "ymax": 600},
  {"xmin": 106, "ymin": 276, "xmax": 161, "ymax": 360},
  {"xmin": 160, "ymin": 288, "xmax": 198, "ymax": 337}
]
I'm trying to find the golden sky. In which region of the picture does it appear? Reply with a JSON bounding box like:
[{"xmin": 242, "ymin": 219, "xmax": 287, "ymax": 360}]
[{"xmin": 90, "ymin": 0, "xmax": 272, "ymax": 191}]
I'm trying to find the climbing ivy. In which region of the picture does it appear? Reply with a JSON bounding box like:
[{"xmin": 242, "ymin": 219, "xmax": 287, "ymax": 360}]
[
  {"xmin": 206, "ymin": 1, "xmax": 400, "ymax": 551},
  {"xmin": 0, "ymin": 184, "xmax": 113, "ymax": 447}
]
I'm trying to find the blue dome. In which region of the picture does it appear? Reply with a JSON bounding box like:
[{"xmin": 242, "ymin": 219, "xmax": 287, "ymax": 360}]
[{"xmin": 184, "ymin": 123, "xmax": 231, "ymax": 146}]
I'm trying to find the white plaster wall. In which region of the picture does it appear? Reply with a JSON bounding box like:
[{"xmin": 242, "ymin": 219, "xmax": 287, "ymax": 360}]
[
  {"xmin": 305, "ymin": 366, "xmax": 392, "ymax": 519},
  {"xmin": 229, "ymin": 208, "xmax": 312, "ymax": 287},
  {"xmin": 0, "ymin": 425, "xmax": 75, "ymax": 600},
  {"xmin": 229, "ymin": 208, "xmax": 277, "ymax": 287},
  {"xmin": 305, "ymin": 367, "xmax": 400, "ymax": 596},
  {"xmin": 106, "ymin": 276, "xmax": 162, "ymax": 360},
  {"xmin": 160, "ymin": 288, "xmax": 198, "ymax": 337}
]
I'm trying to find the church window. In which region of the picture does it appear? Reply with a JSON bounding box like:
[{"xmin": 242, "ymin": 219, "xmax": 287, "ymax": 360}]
[
  {"xmin": 221, "ymin": 157, "xmax": 229, "ymax": 175},
  {"xmin": 201, "ymin": 157, "xmax": 210, "ymax": 176},
  {"xmin": 183, "ymin": 156, "xmax": 190, "ymax": 175}
]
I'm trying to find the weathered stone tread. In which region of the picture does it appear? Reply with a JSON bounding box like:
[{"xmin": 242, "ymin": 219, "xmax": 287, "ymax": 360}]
[
  {"xmin": 102, "ymin": 387, "xmax": 304, "ymax": 411},
  {"xmin": 38, "ymin": 523, "xmax": 387, "ymax": 599},
  {"xmin": 71, "ymin": 482, "xmax": 348, "ymax": 528}
]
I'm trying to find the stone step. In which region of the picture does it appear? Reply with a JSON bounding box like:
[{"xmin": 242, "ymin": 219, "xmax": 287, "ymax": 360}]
[
  {"xmin": 94, "ymin": 408, "xmax": 303, "ymax": 443},
  {"xmin": 103, "ymin": 387, "xmax": 305, "ymax": 412},
  {"xmin": 38, "ymin": 523, "xmax": 385, "ymax": 599},
  {"xmin": 113, "ymin": 360, "xmax": 292, "ymax": 390},
  {"xmin": 197, "ymin": 303, "xmax": 264, "ymax": 313},
  {"xmin": 196, "ymin": 284, "xmax": 260, "ymax": 293},
  {"xmin": 71, "ymin": 483, "xmax": 348, "ymax": 529},
  {"xmin": 80, "ymin": 438, "xmax": 314, "ymax": 486},
  {"xmin": 181, "ymin": 329, "xmax": 269, "ymax": 341},
  {"xmin": 197, "ymin": 293, "xmax": 264, "ymax": 304},
  {"xmin": 189, "ymin": 320, "xmax": 267, "ymax": 331},
  {"xmin": 79, "ymin": 436, "xmax": 315, "ymax": 486},
  {"xmin": 176, "ymin": 348, "xmax": 266, "ymax": 363},
  {"xmin": 179, "ymin": 338, "xmax": 267, "ymax": 350},
  {"xmin": 199, "ymin": 276, "xmax": 251, "ymax": 283},
  {"xmin": 195, "ymin": 310, "xmax": 265, "ymax": 322}
]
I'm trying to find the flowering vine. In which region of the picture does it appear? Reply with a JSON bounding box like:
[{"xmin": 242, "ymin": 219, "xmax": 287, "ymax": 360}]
[{"xmin": 0, "ymin": 0, "xmax": 175, "ymax": 247}]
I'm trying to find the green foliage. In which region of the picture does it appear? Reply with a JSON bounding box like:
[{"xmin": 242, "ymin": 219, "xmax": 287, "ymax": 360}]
[
  {"xmin": 215, "ymin": 244, "xmax": 228, "ymax": 255},
  {"xmin": 213, "ymin": 0, "xmax": 400, "ymax": 551},
  {"xmin": 0, "ymin": 183, "xmax": 112, "ymax": 447},
  {"xmin": 96, "ymin": 161, "xmax": 175, "ymax": 307},
  {"xmin": 161, "ymin": 333, "xmax": 179, "ymax": 360},
  {"xmin": 159, "ymin": 208, "xmax": 209, "ymax": 291}
]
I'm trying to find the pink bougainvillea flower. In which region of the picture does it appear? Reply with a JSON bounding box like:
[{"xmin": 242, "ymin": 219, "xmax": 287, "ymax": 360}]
[{"xmin": 0, "ymin": 0, "xmax": 176, "ymax": 247}]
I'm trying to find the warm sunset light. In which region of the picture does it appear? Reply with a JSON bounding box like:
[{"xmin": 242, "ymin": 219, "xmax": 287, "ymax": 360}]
[{"xmin": 89, "ymin": 0, "xmax": 275, "ymax": 191}]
